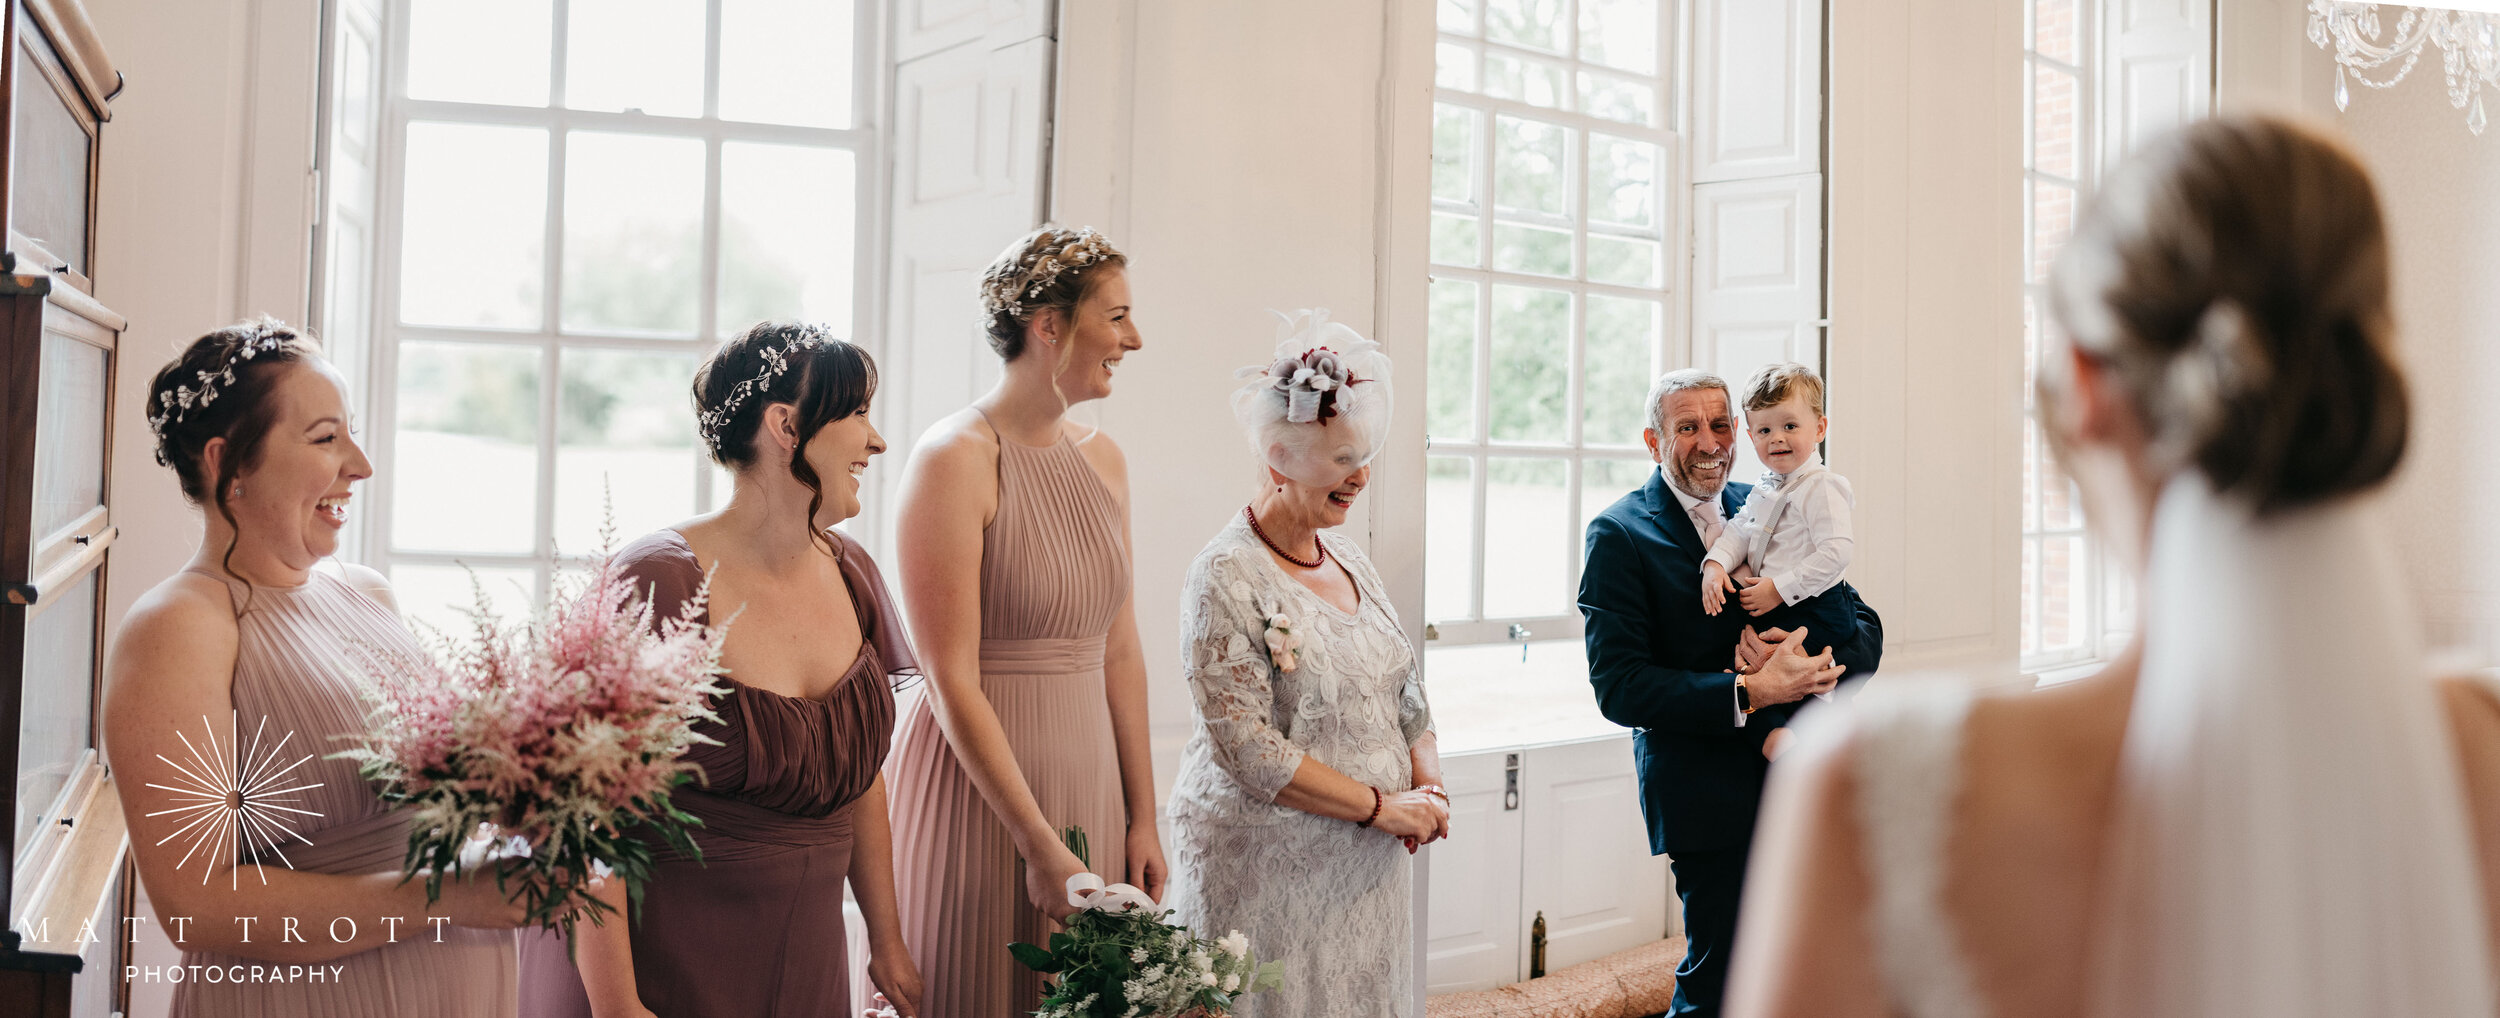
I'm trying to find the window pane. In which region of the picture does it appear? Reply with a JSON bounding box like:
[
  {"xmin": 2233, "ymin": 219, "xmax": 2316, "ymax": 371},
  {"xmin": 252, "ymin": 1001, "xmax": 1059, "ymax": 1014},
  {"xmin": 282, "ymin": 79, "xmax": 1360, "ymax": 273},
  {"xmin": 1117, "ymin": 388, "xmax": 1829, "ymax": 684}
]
[
  {"xmin": 407, "ymin": 0, "xmax": 551, "ymax": 106},
  {"xmin": 1433, "ymin": 105, "xmax": 1481, "ymax": 204},
  {"xmin": 2041, "ymin": 534, "xmax": 2087, "ymax": 653},
  {"xmin": 1429, "ymin": 278, "xmax": 1479, "ymax": 440},
  {"xmin": 1483, "ymin": 457, "xmax": 1568, "ymax": 618},
  {"xmin": 1439, "ymin": 0, "xmax": 1479, "ymax": 35},
  {"xmin": 33, "ymin": 332, "xmax": 106, "ymax": 539},
  {"xmin": 2023, "ymin": 292, "xmax": 2040, "ymax": 400},
  {"xmin": 1431, "ymin": 212, "xmax": 1481, "ymax": 267},
  {"xmin": 1483, "ymin": 52, "xmax": 1566, "ymax": 109},
  {"xmin": 1579, "ymin": 0, "xmax": 1658, "ymax": 75},
  {"xmin": 719, "ymin": 143, "xmax": 858, "ymax": 336},
  {"xmin": 1589, "ymin": 133, "xmax": 1659, "ymax": 231},
  {"xmin": 565, "ymin": 0, "xmax": 704, "ymax": 117},
  {"xmin": 556, "ymin": 350, "xmax": 700, "ymax": 552},
  {"xmin": 2032, "ymin": 64, "xmax": 2079, "ymax": 179},
  {"xmin": 2040, "ymin": 432, "xmax": 2080, "ymax": 531},
  {"xmin": 721, "ymin": 0, "xmax": 856, "ymax": 128},
  {"xmin": 1488, "ymin": 284, "xmax": 1570, "ymax": 443},
  {"xmin": 17, "ymin": 570, "xmax": 95, "ymax": 855},
  {"xmin": 1493, "ymin": 117, "xmax": 1567, "ymax": 215},
  {"xmin": 2021, "ymin": 537, "xmax": 2040, "ymax": 657},
  {"xmin": 1426, "ymin": 457, "xmax": 1477, "ymax": 621},
  {"xmin": 1581, "ymin": 457, "xmax": 1653, "ymax": 533},
  {"xmin": 394, "ymin": 342, "xmax": 540, "ymax": 553},
  {"xmin": 2024, "ymin": 416, "xmax": 2041, "ymax": 531},
  {"xmin": 2033, "ymin": 0, "xmax": 2079, "ymax": 65},
  {"xmin": 1492, "ymin": 222, "xmax": 1571, "ymax": 277},
  {"xmin": 400, "ymin": 123, "xmax": 547, "ymax": 329},
  {"xmin": 1436, "ymin": 42, "xmax": 1479, "ymax": 91},
  {"xmin": 1583, "ymin": 295, "xmax": 1657, "ymax": 442},
  {"xmin": 1579, "ymin": 71, "xmax": 1659, "ymax": 127},
  {"xmin": 2029, "ymin": 179, "xmax": 2074, "ymax": 284},
  {"xmin": 562, "ymin": 132, "xmax": 704, "ymax": 335},
  {"xmin": 1485, "ymin": 0, "xmax": 1565, "ymax": 52},
  {"xmin": 391, "ymin": 564, "xmax": 538, "ymax": 640},
  {"xmin": 1587, "ymin": 235, "xmax": 1658, "ymax": 287}
]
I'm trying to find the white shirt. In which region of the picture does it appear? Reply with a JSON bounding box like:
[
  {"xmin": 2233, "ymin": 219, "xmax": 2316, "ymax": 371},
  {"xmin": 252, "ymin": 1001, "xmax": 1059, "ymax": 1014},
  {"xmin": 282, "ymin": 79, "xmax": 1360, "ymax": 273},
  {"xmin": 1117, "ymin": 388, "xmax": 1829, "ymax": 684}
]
[
  {"xmin": 1703, "ymin": 457, "xmax": 1855, "ymax": 607},
  {"xmin": 1667, "ymin": 479, "xmax": 1758, "ymax": 728}
]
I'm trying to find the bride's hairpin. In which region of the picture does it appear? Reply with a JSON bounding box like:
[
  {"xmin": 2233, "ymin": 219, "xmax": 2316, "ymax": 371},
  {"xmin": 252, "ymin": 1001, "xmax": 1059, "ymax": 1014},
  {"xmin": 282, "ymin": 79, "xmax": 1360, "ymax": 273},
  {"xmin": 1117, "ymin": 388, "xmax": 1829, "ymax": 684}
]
[
  {"xmin": 698, "ymin": 325, "xmax": 832, "ymax": 450},
  {"xmin": 981, "ymin": 228, "xmax": 1120, "ymax": 318},
  {"xmin": 147, "ymin": 330, "xmax": 291, "ymax": 445}
]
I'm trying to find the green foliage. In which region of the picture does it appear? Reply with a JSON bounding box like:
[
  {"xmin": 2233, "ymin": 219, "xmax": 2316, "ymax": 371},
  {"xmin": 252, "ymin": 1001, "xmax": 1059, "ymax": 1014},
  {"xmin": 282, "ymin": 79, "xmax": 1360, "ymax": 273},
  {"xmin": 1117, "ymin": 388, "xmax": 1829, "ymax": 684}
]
[{"xmin": 1008, "ymin": 826, "xmax": 1285, "ymax": 1018}]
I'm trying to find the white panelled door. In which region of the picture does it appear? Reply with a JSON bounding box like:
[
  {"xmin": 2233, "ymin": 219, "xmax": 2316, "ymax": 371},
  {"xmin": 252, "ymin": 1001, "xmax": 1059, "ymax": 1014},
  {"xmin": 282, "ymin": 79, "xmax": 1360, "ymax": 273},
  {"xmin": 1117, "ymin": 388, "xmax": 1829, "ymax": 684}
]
[
  {"xmin": 1691, "ymin": 173, "xmax": 1824, "ymax": 480},
  {"xmin": 1691, "ymin": 0, "xmax": 1823, "ymax": 183},
  {"xmin": 1518, "ymin": 736, "xmax": 1670, "ymax": 972},
  {"xmin": 2102, "ymin": 0, "xmax": 2213, "ymax": 164},
  {"xmin": 1424, "ymin": 749, "xmax": 1526, "ymax": 993},
  {"xmin": 880, "ymin": 4, "xmax": 1054, "ymax": 531}
]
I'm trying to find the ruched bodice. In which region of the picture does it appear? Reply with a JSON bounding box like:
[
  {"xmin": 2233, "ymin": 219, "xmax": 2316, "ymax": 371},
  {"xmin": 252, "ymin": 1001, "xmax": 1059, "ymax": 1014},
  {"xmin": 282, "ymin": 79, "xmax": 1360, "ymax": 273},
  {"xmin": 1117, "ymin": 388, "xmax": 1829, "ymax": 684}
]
[
  {"xmin": 171, "ymin": 569, "xmax": 516, "ymax": 1018},
  {"xmin": 888, "ymin": 417, "xmax": 1138, "ymax": 1017},
  {"xmin": 517, "ymin": 527, "xmax": 914, "ymax": 1017}
]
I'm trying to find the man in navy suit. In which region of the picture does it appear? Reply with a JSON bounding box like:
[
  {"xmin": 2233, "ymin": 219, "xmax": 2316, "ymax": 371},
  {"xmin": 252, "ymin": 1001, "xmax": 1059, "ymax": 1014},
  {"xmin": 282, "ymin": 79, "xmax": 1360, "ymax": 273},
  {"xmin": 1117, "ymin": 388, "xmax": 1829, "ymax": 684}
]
[{"xmin": 1579, "ymin": 369, "xmax": 1884, "ymax": 1018}]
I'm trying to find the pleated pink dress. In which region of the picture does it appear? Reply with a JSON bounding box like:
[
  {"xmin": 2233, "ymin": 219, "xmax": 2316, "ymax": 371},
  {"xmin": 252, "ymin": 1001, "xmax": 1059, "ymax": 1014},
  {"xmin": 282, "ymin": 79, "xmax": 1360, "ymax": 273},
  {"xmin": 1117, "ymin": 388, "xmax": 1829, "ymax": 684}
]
[
  {"xmin": 885, "ymin": 417, "xmax": 1133, "ymax": 1017},
  {"xmin": 167, "ymin": 569, "xmax": 517, "ymax": 1018}
]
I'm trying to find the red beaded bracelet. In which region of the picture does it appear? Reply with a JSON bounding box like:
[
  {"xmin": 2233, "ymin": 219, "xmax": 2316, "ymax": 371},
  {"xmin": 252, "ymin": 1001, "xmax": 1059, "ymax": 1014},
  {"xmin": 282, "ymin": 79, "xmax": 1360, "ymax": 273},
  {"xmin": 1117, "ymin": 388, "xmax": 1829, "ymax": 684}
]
[{"xmin": 1355, "ymin": 786, "xmax": 1383, "ymax": 828}]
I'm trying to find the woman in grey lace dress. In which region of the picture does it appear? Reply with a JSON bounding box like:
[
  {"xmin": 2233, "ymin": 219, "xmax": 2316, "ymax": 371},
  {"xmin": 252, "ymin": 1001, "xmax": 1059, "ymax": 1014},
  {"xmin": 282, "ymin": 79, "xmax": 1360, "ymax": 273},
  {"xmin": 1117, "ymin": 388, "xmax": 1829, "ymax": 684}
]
[{"xmin": 1165, "ymin": 311, "xmax": 1448, "ymax": 1016}]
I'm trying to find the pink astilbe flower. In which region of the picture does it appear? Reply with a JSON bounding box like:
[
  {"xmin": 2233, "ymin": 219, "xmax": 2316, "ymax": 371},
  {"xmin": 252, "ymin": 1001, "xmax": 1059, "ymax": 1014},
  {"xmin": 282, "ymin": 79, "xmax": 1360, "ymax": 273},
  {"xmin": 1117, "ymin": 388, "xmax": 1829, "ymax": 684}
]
[{"xmin": 335, "ymin": 515, "xmax": 730, "ymax": 942}]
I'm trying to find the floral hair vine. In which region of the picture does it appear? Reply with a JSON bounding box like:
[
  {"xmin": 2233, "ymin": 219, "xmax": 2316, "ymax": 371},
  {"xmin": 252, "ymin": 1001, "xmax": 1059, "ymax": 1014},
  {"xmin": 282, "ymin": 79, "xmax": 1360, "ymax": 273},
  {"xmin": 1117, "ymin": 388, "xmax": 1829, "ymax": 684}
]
[
  {"xmin": 980, "ymin": 228, "xmax": 1119, "ymax": 319},
  {"xmin": 147, "ymin": 331, "xmax": 291, "ymax": 449},
  {"xmin": 696, "ymin": 326, "xmax": 832, "ymax": 449}
]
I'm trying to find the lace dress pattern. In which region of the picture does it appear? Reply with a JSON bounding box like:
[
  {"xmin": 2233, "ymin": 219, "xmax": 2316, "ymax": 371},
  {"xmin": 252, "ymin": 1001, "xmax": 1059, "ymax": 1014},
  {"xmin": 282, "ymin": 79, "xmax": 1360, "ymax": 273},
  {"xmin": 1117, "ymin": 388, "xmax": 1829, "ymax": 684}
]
[
  {"xmin": 1848, "ymin": 680, "xmax": 1986, "ymax": 1018},
  {"xmin": 1164, "ymin": 516, "xmax": 1433, "ymax": 1017}
]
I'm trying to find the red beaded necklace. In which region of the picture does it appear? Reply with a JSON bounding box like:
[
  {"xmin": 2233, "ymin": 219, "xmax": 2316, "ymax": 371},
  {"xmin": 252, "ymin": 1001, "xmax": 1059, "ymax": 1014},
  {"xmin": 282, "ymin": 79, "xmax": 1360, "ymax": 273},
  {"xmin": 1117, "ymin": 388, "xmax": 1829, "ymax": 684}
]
[{"xmin": 1245, "ymin": 504, "xmax": 1326, "ymax": 569}]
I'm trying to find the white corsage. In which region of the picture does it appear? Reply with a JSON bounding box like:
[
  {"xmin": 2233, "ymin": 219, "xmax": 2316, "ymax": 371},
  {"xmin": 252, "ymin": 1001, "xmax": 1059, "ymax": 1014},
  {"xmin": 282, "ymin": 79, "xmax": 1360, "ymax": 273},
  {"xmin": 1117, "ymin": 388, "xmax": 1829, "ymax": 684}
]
[{"xmin": 1263, "ymin": 613, "xmax": 1302, "ymax": 673}]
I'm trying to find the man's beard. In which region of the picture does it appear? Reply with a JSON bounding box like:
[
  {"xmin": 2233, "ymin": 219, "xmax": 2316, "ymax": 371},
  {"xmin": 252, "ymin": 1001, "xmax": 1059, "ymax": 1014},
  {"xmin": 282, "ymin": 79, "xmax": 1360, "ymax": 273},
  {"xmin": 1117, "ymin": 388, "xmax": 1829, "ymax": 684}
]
[{"xmin": 1671, "ymin": 452, "xmax": 1728, "ymax": 499}]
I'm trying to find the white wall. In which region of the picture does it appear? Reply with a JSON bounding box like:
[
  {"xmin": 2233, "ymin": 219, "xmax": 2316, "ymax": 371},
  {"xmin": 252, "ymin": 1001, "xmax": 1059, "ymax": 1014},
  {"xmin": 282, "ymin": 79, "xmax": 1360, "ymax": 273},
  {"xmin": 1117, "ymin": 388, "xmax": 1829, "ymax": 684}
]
[
  {"xmin": 1826, "ymin": 0, "xmax": 2026, "ymax": 678},
  {"xmin": 1052, "ymin": 0, "xmax": 1404, "ymax": 781}
]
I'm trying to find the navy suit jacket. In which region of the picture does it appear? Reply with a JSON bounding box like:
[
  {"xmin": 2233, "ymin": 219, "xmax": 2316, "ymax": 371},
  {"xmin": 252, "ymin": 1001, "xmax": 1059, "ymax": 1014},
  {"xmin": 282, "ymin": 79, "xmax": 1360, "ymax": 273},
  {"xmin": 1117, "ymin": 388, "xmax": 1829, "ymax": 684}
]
[{"xmin": 1578, "ymin": 467, "xmax": 1884, "ymax": 855}]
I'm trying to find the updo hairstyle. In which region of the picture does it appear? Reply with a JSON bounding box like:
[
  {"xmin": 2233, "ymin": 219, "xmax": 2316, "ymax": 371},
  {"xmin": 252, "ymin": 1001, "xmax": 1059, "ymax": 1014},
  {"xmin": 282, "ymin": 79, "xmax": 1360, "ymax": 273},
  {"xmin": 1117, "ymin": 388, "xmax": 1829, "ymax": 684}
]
[{"xmin": 976, "ymin": 226, "xmax": 1128, "ymax": 361}]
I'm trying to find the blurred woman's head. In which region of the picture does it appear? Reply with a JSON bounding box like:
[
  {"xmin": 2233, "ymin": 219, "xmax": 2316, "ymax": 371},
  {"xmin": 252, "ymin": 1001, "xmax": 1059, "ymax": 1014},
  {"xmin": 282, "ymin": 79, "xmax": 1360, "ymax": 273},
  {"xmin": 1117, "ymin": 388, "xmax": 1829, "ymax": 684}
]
[
  {"xmin": 2042, "ymin": 115, "xmax": 2405, "ymax": 556},
  {"xmin": 978, "ymin": 225, "xmax": 1140, "ymax": 402},
  {"xmin": 148, "ymin": 318, "xmax": 366, "ymax": 579},
  {"xmin": 695, "ymin": 321, "xmax": 884, "ymax": 542}
]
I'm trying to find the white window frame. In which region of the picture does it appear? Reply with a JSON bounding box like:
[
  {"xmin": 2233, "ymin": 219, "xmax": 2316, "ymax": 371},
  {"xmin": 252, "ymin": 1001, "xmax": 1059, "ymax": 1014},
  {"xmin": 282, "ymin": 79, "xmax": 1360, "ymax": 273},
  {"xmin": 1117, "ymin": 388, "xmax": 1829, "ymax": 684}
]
[
  {"xmin": 1425, "ymin": 0, "xmax": 1683, "ymax": 650},
  {"xmin": 2020, "ymin": 0, "xmax": 2113, "ymax": 674},
  {"xmin": 353, "ymin": 0, "xmax": 884, "ymax": 599}
]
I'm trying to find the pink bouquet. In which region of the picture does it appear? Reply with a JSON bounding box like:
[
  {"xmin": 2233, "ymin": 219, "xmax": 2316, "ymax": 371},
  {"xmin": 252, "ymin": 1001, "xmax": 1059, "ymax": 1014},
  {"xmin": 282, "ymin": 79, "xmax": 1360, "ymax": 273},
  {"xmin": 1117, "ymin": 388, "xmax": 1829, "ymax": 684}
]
[{"xmin": 336, "ymin": 532, "xmax": 730, "ymax": 940}]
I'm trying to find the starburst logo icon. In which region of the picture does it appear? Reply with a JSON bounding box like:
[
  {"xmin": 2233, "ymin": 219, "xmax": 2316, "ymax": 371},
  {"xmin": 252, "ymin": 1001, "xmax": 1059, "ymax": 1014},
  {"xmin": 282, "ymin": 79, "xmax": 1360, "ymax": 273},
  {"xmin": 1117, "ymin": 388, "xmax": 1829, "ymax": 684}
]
[{"xmin": 144, "ymin": 712, "xmax": 325, "ymax": 887}]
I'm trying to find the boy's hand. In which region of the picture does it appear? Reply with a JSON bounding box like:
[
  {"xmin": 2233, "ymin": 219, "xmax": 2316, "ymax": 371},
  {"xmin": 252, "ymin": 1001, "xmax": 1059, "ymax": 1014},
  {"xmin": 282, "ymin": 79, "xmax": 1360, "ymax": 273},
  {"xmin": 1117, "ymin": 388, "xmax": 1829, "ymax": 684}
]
[
  {"xmin": 1739, "ymin": 575, "xmax": 1783, "ymax": 615},
  {"xmin": 1701, "ymin": 562, "xmax": 1732, "ymax": 615}
]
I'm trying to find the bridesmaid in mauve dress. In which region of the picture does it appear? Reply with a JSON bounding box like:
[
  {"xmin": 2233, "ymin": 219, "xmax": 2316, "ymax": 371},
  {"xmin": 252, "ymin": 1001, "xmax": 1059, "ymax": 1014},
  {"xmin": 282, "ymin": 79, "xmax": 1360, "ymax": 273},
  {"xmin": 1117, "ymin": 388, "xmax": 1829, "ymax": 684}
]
[
  {"xmin": 105, "ymin": 321, "xmax": 521, "ymax": 1018},
  {"xmin": 516, "ymin": 323, "xmax": 923, "ymax": 1017},
  {"xmin": 884, "ymin": 227, "xmax": 1164, "ymax": 1016}
]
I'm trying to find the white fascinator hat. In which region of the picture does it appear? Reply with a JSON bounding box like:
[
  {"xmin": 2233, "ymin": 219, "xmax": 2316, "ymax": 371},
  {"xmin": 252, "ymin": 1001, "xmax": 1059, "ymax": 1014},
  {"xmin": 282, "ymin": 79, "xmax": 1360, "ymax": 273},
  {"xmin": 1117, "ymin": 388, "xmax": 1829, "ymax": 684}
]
[{"xmin": 1231, "ymin": 308, "xmax": 1394, "ymax": 487}]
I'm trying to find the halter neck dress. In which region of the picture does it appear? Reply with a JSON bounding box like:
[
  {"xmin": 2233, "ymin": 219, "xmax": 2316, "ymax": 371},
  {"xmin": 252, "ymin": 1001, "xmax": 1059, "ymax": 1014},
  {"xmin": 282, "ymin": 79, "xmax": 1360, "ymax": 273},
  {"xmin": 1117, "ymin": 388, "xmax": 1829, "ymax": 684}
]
[
  {"xmin": 884, "ymin": 414, "xmax": 1134, "ymax": 1017},
  {"xmin": 167, "ymin": 568, "xmax": 517, "ymax": 1018}
]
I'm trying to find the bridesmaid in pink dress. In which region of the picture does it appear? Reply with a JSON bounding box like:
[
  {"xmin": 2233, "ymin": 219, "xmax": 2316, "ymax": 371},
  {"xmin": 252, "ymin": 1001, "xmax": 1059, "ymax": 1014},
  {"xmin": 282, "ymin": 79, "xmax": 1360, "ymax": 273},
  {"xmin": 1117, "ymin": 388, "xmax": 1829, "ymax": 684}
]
[
  {"xmin": 884, "ymin": 226, "xmax": 1165, "ymax": 1016},
  {"xmin": 516, "ymin": 323, "xmax": 925, "ymax": 1017},
  {"xmin": 105, "ymin": 321, "xmax": 524, "ymax": 1018}
]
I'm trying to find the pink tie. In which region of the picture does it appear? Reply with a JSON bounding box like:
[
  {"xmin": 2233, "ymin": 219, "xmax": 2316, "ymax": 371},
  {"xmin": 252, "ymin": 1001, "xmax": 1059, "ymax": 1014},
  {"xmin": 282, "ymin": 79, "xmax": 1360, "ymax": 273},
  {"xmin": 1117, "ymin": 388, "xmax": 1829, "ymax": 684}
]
[{"xmin": 1690, "ymin": 501, "xmax": 1724, "ymax": 547}]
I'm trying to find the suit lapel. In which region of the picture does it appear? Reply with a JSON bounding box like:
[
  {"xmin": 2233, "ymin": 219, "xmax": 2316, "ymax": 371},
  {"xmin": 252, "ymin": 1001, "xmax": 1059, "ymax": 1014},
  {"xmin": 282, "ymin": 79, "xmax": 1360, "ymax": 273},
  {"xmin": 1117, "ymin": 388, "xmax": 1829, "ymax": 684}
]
[{"xmin": 1643, "ymin": 468, "xmax": 1704, "ymax": 550}]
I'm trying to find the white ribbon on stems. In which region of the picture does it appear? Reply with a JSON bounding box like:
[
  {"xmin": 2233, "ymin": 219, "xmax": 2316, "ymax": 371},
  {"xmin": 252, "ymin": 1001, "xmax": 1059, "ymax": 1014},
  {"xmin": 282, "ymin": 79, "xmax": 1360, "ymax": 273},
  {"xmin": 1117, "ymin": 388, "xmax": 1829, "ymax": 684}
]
[{"xmin": 1065, "ymin": 871, "xmax": 1156, "ymax": 913}]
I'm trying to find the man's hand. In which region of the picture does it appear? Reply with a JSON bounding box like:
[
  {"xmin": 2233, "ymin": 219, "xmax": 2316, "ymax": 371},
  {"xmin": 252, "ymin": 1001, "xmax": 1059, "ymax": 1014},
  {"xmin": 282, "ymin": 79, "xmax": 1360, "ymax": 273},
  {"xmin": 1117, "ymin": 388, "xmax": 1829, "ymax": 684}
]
[
  {"xmin": 1738, "ymin": 575, "xmax": 1783, "ymax": 616},
  {"xmin": 1744, "ymin": 627, "xmax": 1843, "ymax": 706},
  {"xmin": 1701, "ymin": 561, "xmax": 1733, "ymax": 616},
  {"xmin": 1734, "ymin": 625, "xmax": 1779, "ymax": 673}
]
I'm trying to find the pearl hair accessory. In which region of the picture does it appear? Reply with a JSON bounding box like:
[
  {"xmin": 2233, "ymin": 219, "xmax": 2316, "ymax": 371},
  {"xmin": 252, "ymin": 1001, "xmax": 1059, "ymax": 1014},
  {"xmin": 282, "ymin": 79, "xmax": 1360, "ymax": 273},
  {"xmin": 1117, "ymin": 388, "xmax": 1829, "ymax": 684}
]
[
  {"xmin": 696, "ymin": 325, "xmax": 833, "ymax": 452},
  {"xmin": 146, "ymin": 330, "xmax": 290, "ymax": 449},
  {"xmin": 980, "ymin": 227, "xmax": 1120, "ymax": 319}
]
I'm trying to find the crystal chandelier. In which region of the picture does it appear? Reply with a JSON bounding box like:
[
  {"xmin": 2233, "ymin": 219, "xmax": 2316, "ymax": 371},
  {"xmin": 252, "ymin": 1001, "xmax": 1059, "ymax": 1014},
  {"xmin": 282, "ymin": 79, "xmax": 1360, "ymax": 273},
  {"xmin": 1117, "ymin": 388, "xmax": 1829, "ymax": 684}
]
[{"xmin": 2309, "ymin": 2, "xmax": 2500, "ymax": 134}]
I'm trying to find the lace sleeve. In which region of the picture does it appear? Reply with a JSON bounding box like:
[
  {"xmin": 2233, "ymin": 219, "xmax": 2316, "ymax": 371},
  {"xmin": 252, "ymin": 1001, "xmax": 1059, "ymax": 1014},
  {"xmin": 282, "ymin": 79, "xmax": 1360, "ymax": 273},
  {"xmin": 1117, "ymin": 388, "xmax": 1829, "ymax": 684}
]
[
  {"xmin": 1180, "ymin": 549, "xmax": 1307, "ymax": 802},
  {"xmin": 1398, "ymin": 655, "xmax": 1433, "ymax": 744}
]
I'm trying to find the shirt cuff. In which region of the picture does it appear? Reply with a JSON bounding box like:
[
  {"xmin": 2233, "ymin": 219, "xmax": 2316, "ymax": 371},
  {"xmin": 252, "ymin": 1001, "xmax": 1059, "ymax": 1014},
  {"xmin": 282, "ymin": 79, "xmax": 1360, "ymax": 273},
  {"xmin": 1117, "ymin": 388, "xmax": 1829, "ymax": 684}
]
[
  {"xmin": 1733, "ymin": 680, "xmax": 1749, "ymax": 728},
  {"xmin": 1771, "ymin": 571, "xmax": 1810, "ymax": 606}
]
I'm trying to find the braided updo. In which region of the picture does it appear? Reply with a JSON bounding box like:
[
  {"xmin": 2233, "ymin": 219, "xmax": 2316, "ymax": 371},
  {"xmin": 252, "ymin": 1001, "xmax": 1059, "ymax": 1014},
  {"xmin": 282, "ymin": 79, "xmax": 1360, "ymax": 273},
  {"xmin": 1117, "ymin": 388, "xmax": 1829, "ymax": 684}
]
[
  {"xmin": 2046, "ymin": 115, "xmax": 2407, "ymax": 515},
  {"xmin": 976, "ymin": 226, "xmax": 1128, "ymax": 361},
  {"xmin": 147, "ymin": 317, "xmax": 325, "ymax": 508}
]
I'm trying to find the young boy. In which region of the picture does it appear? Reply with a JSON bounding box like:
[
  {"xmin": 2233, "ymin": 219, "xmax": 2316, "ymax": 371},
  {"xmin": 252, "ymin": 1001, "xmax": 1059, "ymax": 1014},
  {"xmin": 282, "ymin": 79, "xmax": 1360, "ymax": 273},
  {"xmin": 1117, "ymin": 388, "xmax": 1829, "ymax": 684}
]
[{"xmin": 1699, "ymin": 362, "xmax": 1859, "ymax": 657}]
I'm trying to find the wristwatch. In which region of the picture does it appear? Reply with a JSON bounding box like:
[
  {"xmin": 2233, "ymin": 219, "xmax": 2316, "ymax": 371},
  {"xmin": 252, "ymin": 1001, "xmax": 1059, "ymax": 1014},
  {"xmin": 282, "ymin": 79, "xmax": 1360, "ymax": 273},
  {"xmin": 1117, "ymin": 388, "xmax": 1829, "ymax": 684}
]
[{"xmin": 1735, "ymin": 675, "xmax": 1757, "ymax": 715}]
